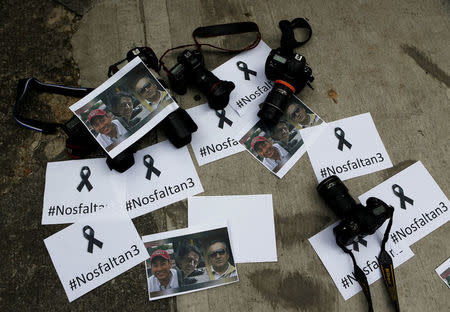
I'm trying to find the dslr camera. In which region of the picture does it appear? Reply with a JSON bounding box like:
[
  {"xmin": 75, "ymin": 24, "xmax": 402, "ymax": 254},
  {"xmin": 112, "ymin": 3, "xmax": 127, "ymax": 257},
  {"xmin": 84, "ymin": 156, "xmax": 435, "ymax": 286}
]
[
  {"xmin": 317, "ymin": 175, "xmax": 393, "ymax": 247},
  {"xmin": 168, "ymin": 49, "xmax": 235, "ymax": 110},
  {"xmin": 257, "ymin": 48, "xmax": 314, "ymax": 127}
]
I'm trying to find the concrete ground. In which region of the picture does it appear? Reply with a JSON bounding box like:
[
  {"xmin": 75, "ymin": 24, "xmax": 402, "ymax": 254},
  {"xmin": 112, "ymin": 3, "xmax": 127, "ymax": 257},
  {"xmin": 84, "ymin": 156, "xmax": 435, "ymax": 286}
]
[{"xmin": 1, "ymin": 0, "xmax": 448, "ymax": 311}]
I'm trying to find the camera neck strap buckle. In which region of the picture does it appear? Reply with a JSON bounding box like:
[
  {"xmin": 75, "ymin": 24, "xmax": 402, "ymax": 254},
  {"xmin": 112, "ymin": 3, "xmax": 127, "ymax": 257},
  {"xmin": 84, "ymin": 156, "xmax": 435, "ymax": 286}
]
[{"xmin": 337, "ymin": 211, "xmax": 400, "ymax": 312}]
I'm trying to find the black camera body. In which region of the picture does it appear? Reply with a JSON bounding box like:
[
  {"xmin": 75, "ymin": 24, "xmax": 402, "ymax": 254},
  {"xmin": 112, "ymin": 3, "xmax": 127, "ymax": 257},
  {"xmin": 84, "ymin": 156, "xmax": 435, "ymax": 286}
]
[
  {"xmin": 168, "ymin": 49, "xmax": 235, "ymax": 110},
  {"xmin": 258, "ymin": 48, "xmax": 314, "ymax": 127},
  {"xmin": 108, "ymin": 47, "xmax": 159, "ymax": 77},
  {"xmin": 265, "ymin": 48, "xmax": 314, "ymax": 93},
  {"xmin": 317, "ymin": 175, "xmax": 393, "ymax": 247}
]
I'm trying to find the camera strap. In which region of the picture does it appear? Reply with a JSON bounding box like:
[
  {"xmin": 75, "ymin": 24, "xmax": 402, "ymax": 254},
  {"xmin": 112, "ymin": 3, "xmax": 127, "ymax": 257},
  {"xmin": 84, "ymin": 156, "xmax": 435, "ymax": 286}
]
[
  {"xmin": 159, "ymin": 22, "xmax": 261, "ymax": 73},
  {"xmin": 337, "ymin": 211, "xmax": 400, "ymax": 312},
  {"xmin": 14, "ymin": 77, "xmax": 93, "ymax": 133},
  {"xmin": 278, "ymin": 18, "xmax": 312, "ymax": 54},
  {"xmin": 14, "ymin": 77, "xmax": 98, "ymax": 158}
]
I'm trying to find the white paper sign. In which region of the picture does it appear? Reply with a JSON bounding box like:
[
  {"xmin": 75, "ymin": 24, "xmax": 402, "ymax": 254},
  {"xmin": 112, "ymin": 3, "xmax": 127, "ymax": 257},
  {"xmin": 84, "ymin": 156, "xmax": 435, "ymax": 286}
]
[
  {"xmin": 70, "ymin": 57, "xmax": 178, "ymax": 158},
  {"xmin": 124, "ymin": 140, "xmax": 204, "ymax": 218},
  {"xmin": 435, "ymin": 257, "xmax": 450, "ymax": 288},
  {"xmin": 44, "ymin": 206, "xmax": 149, "ymax": 302},
  {"xmin": 309, "ymin": 222, "xmax": 414, "ymax": 300},
  {"xmin": 188, "ymin": 194, "xmax": 277, "ymax": 263},
  {"xmin": 302, "ymin": 112, "xmax": 393, "ymax": 182},
  {"xmin": 188, "ymin": 41, "xmax": 273, "ymax": 165},
  {"xmin": 43, "ymin": 158, "xmax": 126, "ymax": 225},
  {"xmin": 187, "ymin": 103, "xmax": 245, "ymax": 166},
  {"xmin": 213, "ymin": 41, "xmax": 273, "ymax": 117},
  {"xmin": 358, "ymin": 161, "xmax": 449, "ymax": 247}
]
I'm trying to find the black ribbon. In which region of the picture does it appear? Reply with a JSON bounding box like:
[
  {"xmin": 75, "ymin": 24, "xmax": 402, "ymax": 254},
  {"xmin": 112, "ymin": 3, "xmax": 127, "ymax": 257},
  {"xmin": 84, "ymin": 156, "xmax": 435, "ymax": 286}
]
[
  {"xmin": 392, "ymin": 184, "xmax": 414, "ymax": 209},
  {"xmin": 143, "ymin": 155, "xmax": 161, "ymax": 180},
  {"xmin": 236, "ymin": 61, "xmax": 257, "ymax": 80},
  {"xmin": 83, "ymin": 225, "xmax": 103, "ymax": 253},
  {"xmin": 216, "ymin": 110, "xmax": 233, "ymax": 129},
  {"xmin": 334, "ymin": 127, "xmax": 352, "ymax": 151},
  {"xmin": 77, "ymin": 166, "xmax": 93, "ymax": 192},
  {"xmin": 352, "ymin": 236, "xmax": 368, "ymax": 252}
]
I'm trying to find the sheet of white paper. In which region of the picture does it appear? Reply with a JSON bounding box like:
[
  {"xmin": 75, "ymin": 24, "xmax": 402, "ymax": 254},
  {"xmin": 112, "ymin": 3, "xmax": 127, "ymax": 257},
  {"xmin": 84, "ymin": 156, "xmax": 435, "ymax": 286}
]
[
  {"xmin": 302, "ymin": 112, "xmax": 393, "ymax": 182},
  {"xmin": 187, "ymin": 103, "xmax": 246, "ymax": 166},
  {"xmin": 358, "ymin": 161, "xmax": 449, "ymax": 247},
  {"xmin": 435, "ymin": 257, "xmax": 450, "ymax": 288},
  {"xmin": 70, "ymin": 57, "xmax": 178, "ymax": 158},
  {"xmin": 238, "ymin": 97, "xmax": 325, "ymax": 178},
  {"xmin": 187, "ymin": 41, "xmax": 273, "ymax": 165},
  {"xmin": 188, "ymin": 194, "xmax": 277, "ymax": 263},
  {"xmin": 141, "ymin": 223, "xmax": 238, "ymax": 301},
  {"xmin": 309, "ymin": 222, "xmax": 414, "ymax": 300},
  {"xmin": 124, "ymin": 140, "xmax": 204, "ymax": 218},
  {"xmin": 44, "ymin": 205, "xmax": 149, "ymax": 302},
  {"xmin": 42, "ymin": 158, "xmax": 126, "ymax": 225},
  {"xmin": 213, "ymin": 41, "xmax": 273, "ymax": 117}
]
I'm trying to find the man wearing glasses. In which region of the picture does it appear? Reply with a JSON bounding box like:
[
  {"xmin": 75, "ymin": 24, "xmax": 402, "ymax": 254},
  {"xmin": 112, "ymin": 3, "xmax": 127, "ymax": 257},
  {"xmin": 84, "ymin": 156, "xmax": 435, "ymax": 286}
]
[
  {"xmin": 135, "ymin": 76, "xmax": 173, "ymax": 112},
  {"xmin": 285, "ymin": 101, "xmax": 319, "ymax": 128},
  {"xmin": 205, "ymin": 241, "xmax": 237, "ymax": 280}
]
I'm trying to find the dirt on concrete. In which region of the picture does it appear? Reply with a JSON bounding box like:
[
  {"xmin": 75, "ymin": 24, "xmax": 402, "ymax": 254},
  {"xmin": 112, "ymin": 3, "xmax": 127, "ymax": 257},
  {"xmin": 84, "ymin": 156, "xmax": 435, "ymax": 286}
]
[{"xmin": 0, "ymin": 1, "xmax": 170, "ymax": 311}]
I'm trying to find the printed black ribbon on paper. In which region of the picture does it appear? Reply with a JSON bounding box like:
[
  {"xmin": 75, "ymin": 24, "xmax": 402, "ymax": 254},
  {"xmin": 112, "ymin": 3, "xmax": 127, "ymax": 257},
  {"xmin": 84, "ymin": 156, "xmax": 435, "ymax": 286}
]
[
  {"xmin": 216, "ymin": 110, "xmax": 233, "ymax": 129},
  {"xmin": 334, "ymin": 127, "xmax": 352, "ymax": 151},
  {"xmin": 83, "ymin": 225, "xmax": 103, "ymax": 253},
  {"xmin": 76, "ymin": 166, "xmax": 93, "ymax": 192},
  {"xmin": 236, "ymin": 61, "xmax": 257, "ymax": 80},
  {"xmin": 143, "ymin": 154, "xmax": 161, "ymax": 180},
  {"xmin": 352, "ymin": 236, "xmax": 368, "ymax": 252},
  {"xmin": 392, "ymin": 184, "xmax": 414, "ymax": 210}
]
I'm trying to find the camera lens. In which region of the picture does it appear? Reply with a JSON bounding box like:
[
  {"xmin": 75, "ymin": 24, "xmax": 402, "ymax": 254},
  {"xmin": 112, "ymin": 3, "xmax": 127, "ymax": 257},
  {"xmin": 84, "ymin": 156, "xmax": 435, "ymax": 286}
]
[
  {"xmin": 258, "ymin": 83, "xmax": 293, "ymax": 127},
  {"xmin": 208, "ymin": 81, "xmax": 235, "ymax": 110},
  {"xmin": 316, "ymin": 175, "xmax": 356, "ymax": 218}
]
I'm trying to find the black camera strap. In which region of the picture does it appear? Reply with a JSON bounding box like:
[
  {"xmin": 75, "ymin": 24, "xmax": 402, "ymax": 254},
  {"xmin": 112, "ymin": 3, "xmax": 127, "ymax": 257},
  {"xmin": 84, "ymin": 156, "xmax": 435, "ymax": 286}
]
[
  {"xmin": 278, "ymin": 18, "xmax": 312, "ymax": 54},
  {"xmin": 337, "ymin": 211, "xmax": 400, "ymax": 312},
  {"xmin": 14, "ymin": 77, "xmax": 93, "ymax": 134},
  {"xmin": 14, "ymin": 77, "xmax": 98, "ymax": 158},
  {"xmin": 159, "ymin": 22, "xmax": 261, "ymax": 73},
  {"xmin": 192, "ymin": 22, "xmax": 261, "ymax": 52}
]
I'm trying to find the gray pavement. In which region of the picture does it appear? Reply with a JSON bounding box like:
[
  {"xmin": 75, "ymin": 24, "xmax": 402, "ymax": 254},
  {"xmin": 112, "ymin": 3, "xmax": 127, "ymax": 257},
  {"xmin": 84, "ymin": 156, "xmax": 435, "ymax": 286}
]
[{"xmin": 1, "ymin": 0, "xmax": 449, "ymax": 311}]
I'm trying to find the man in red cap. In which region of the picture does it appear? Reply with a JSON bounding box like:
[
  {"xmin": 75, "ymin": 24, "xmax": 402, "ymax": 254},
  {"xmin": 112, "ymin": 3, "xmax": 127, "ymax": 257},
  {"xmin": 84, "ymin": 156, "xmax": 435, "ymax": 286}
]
[
  {"xmin": 87, "ymin": 108, "xmax": 127, "ymax": 150},
  {"xmin": 147, "ymin": 249, "xmax": 180, "ymax": 294},
  {"xmin": 251, "ymin": 135, "xmax": 290, "ymax": 173}
]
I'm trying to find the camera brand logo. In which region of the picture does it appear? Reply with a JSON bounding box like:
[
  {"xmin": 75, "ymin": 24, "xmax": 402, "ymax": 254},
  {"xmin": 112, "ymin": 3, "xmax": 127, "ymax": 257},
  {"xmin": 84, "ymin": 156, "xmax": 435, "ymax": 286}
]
[
  {"xmin": 334, "ymin": 127, "xmax": 352, "ymax": 151},
  {"xmin": 215, "ymin": 110, "xmax": 233, "ymax": 129},
  {"xmin": 77, "ymin": 166, "xmax": 93, "ymax": 192},
  {"xmin": 236, "ymin": 61, "xmax": 257, "ymax": 80},
  {"xmin": 352, "ymin": 236, "xmax": 368, "ymax": 252},
  {"xmin": 143, "ymin": 155, "xmax": 161, "ymax": 180},
  {"xmin": 392, "ymin": 184, "xmax": 414, "ymax": 210}
]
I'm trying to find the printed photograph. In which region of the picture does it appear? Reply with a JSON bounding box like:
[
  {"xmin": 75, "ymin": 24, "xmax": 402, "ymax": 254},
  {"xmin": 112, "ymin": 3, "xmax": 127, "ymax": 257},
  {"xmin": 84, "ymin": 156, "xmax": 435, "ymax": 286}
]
[
  {"xmin": 239, "ymin": 96, "xmax": 323, "ymax": 174},
  {"xmin": 71, "ymin": 60, "xmax": 177, "ymax": 156},
  {"xmin": 143, "ymin": 227, "xmax": 238, "ymax": 300}
]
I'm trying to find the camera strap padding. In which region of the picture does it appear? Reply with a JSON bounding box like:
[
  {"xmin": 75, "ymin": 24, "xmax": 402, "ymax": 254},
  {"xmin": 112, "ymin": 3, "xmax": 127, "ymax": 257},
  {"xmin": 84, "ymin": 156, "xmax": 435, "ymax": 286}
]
[{"xmin": 337, "ymin": 211, "xmax": 400, "ymax": 312}]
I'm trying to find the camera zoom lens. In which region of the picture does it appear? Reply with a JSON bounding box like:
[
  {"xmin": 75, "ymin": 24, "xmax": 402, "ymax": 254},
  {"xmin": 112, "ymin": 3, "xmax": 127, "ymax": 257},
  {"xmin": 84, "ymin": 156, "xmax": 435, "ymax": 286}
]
[
  {"xmin": 317, "ymin": 175, "xmax": 356, "ymax": 218},
  {"xmin": 257, "ymin": 83, "xmax": 293, "ymax": 127}
]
